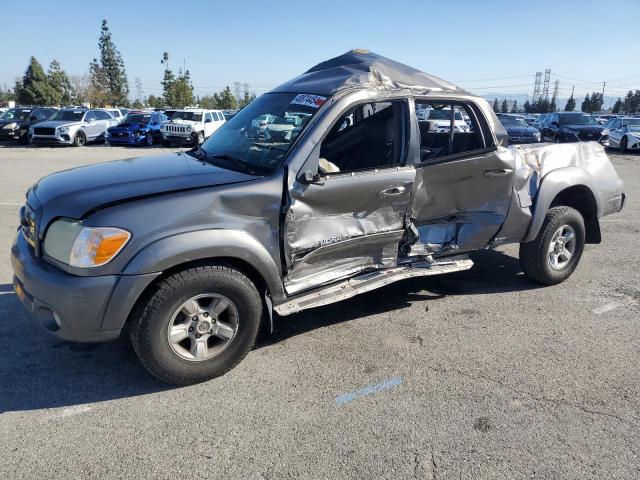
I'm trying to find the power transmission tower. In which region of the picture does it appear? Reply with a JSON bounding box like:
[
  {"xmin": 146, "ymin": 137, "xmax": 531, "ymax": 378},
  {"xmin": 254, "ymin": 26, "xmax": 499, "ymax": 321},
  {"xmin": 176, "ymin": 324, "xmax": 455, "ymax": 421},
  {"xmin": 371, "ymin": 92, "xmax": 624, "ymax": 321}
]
[
  {"xmin": 135, "ymin": 77, "xmax": 144, "ymax": 101},
  {"xmin": 542, "ymin": 69, "xmax": 551, "ymax": 100},
  {"xmin": 533, "ymin": 72, "xmax": 542, "ymax": 102},
  {"xmin": 552, "ymin": 79, "xmax": 559, "ymax": 99}
]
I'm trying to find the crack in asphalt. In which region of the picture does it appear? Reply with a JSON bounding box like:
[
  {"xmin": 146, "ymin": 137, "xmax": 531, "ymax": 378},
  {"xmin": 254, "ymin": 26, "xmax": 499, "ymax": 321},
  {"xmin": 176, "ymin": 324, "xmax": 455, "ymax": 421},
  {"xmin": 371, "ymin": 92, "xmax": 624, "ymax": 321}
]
[{"xmin": 427, "ymin": 366, "xmax": 638, "ymax": 428}]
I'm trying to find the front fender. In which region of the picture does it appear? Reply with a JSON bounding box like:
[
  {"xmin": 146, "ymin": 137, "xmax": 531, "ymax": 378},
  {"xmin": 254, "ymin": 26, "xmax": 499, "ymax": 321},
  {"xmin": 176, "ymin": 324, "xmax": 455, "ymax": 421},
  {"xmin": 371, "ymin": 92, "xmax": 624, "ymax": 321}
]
[
  {"xmin": 523, "ymin": 167, "xmax": 601, "ymax": 243},
  {"xmin": 123, "ymin": 229, "xmax": 286, "ymax": 303}
]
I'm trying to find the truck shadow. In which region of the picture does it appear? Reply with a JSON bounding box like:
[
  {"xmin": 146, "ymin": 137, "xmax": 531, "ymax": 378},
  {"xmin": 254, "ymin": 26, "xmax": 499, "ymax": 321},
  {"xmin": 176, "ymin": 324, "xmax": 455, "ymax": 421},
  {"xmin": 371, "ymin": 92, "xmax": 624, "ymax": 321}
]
[
  {"xmin": 258, "ymin": 248, "xmax": 538, "ymax": 348},
  {"xmin": 0, "ymin": 248, "xmax": 536, "ymax": 413}
]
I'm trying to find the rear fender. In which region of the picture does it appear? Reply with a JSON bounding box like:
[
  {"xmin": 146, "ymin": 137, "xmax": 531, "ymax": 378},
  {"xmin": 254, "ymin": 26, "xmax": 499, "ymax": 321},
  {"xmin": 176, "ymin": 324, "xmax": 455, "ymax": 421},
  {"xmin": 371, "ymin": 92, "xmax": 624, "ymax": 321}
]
[{"xmin": 523, "ymin": 167, "xmax": 601, "ymax": 243}]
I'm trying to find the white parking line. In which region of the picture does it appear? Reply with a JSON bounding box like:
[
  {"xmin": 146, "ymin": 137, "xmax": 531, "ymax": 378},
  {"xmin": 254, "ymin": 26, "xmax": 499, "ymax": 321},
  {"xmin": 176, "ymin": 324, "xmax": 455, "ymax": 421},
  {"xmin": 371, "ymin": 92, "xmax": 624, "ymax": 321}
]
[
  {"xmin": 0, "ymin": 202, "xmax": 22, "ymax": 206},
  {"xmin": 48, "ymin": 405, "xmax": 92, "ymax": 420},
  {"xmin": 592, "ymin": 302, "xmax": 622, "ymax": 315}
]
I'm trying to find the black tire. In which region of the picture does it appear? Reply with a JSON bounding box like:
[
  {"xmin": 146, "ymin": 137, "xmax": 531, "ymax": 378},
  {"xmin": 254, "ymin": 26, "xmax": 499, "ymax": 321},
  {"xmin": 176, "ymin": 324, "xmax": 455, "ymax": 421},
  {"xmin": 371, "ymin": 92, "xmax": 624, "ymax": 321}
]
[
  {"xmin": 553, "ymin": 135, "xmax": 561, "ymax": 144},
  {"xmin": 519, "ymin": 206, "xmax": 585, "ymax": 286},
  {"xmin": 620, "ymin": 137, "xmax": 627, "ymax": 153},
  {"xmin": 196, "ymin": 131, "xmax": 204, "ymax": 144},
  {"xmin": 73, "ymin": 131, "xmax": 86, "ymax": 147},
  {"xmin": 145, "ymin": 134, "xmax": 153, "ymax": 147},
  {"xmin": 130, "ymin": 264, "xmax": 262, "ymax": 385},
  {"xmin": 18, "ymin": 131, "xmax": 29, "ymax": 145}
]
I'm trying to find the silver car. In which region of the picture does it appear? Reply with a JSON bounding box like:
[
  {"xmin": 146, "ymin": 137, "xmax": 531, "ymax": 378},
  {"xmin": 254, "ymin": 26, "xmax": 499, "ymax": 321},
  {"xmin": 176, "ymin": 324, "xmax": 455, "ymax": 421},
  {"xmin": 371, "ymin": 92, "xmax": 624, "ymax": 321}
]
[{"xmin": 29, "ymin": 108, "xmax": 117, "ymax": 147}]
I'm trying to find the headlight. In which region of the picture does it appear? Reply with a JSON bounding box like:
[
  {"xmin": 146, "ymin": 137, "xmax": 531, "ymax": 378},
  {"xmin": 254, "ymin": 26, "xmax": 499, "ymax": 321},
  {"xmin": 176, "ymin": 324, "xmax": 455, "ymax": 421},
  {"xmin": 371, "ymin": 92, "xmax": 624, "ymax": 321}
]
[
  {"xmin": 58, "ymin": 126, "xmax": 69, "ymax": 134},
  {"xmin": 44, "ymin": 219, "xmax": 131, "ymax": 268},
  {"xmin": 2, "ymin": 123, "xmax": 18, "ymax": 130},
  {"xmin": 186, "ymin": 126, "xmax": 192, "ymax": 131}
]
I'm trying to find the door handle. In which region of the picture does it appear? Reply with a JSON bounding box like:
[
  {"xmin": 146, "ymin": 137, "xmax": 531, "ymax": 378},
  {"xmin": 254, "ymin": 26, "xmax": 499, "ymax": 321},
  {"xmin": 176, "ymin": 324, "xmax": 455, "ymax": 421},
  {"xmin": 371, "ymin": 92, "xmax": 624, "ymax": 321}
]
[
  {"xmin": 378, "ymin": 186, "xmax": 406, "ymax": 197},
  {"xmin": 484, "ymin": 168, "xmax": 513, "ymax": 177}
]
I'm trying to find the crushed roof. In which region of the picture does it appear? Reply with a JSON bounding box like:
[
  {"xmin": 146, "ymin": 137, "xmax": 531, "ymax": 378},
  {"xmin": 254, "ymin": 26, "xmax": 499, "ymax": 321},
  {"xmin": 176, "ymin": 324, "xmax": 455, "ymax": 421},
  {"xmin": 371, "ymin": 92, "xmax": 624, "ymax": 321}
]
[{"xmin": 272, "ymin": 50, "xmax": 467, "ymax": 96}]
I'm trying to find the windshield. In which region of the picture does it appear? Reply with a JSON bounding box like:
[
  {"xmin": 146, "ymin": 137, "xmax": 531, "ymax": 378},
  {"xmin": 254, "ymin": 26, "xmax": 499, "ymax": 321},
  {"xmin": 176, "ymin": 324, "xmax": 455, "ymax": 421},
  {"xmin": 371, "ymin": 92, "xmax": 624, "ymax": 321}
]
[
  {"xmin": 427, "ymin": 109, "xmax": 463, "ymax": 121},
  {"xmin": 499, "ymin": 116, "xmax": 528, "ymax": 127},
  {"xmin": 50, "ymin": 110, "xmax": 85, "ymax": 122},
  {"xmin": 558, "ymin": 114, "xmax": 597, "ymax": 126},
  {"xmin": 122, "ymin": 114, "xmax": 151, "ymax": 125},
  {"xmin": 628, "ymin": 125, "xmax": 640, "ymax": 132},
  {"xmin": 196, "ymin": 92, "xmax": 323, "ymax": 174},
  {"xmin": 622, "ymin": 118, "xmax": 640, "ymax": 127},
  {"xmin": 171, "ymin": 111, "xmax": 203, "ymax": 122},
  {"xmin": 1, "ymin": 109, "xmax": 31, "ymax": 121}
]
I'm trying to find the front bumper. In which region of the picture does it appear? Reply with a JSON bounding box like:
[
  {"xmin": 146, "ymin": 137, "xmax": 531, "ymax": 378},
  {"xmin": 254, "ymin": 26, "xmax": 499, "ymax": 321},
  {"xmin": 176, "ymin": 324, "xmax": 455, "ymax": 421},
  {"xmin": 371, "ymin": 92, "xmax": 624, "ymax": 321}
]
[
  {"xmin": 12, "ymin": 232, "xmax": 122, "ymax": 342},
  {"xmin": 107, "ymin": 133, "xmax": 147, "ymax": 145},
  {"xmin": 0, "ymin": 129, "xmax": 21, "ymax": 140},
  {"xmin": 162, "ymin": 133, "xmax": 196, "ymax": 145},
  {"xmin": 30, "ymin": 133, "xmax": 73, "ymax": 145}
]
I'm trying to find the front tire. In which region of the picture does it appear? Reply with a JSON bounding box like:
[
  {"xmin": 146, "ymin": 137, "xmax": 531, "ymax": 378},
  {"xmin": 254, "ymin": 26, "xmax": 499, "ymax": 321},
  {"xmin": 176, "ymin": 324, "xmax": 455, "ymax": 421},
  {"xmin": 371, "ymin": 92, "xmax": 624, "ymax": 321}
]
[
  {"xmin": 130, "ymin": 264, "xmax": 262, "ymax": 385},
  {"xmin": 73, "ymin": 131, "xmax": 86, "ymax": 147},
  {"xmin": 145, "ymin": 134, "xmax": 153, "ymax": 147},
  {"xmin": 519, "ymin": 206, "xmax": 585, "ymax": 286}
]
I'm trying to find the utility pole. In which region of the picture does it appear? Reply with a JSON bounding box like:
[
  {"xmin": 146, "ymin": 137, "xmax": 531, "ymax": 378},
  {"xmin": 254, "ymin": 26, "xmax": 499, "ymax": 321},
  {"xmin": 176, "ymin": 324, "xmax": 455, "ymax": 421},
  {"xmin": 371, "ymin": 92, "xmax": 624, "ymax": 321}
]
[
  {"xmin": 533, "ymin": 72, "xmax": 542, "ymax": 102},
  {"xmin": 571, "ymin": 85, "xmax": 575, "ymax": 98},
  {"xmin": 601, "ymin": 81, "xmax": 606, "ymax": 112}
]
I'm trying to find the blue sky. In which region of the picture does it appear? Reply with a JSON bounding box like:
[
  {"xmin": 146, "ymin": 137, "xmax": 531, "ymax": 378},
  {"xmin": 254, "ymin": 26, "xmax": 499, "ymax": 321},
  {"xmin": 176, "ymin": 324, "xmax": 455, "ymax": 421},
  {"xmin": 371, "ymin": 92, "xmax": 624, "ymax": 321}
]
[{"xmin": 3, "ymin": 0, "xmax": 639, "ymax": 103}]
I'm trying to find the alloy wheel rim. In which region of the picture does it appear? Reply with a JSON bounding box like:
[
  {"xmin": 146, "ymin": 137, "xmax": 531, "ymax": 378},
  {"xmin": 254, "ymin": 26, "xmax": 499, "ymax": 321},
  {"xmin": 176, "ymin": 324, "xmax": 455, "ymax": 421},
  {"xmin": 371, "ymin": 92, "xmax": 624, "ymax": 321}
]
[
  {"xmin": 167, "ymin": 293, "xmax": 239, "ymax": 361},
  {"xmin": 548, "ymin": 224, "xmax": 576, "ymax": 270}
]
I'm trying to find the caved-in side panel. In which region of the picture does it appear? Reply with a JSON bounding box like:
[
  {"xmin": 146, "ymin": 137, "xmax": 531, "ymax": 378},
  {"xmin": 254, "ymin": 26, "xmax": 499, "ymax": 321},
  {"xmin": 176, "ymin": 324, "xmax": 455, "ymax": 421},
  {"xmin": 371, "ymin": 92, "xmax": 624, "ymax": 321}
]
[
  {"xmin": 409, "ymin": 148, "xmax": 514, "ymax": 254},
  {"xmin": 284, "ymin": 230, "xmax": 404, "ymax": 295},
  {"xmin": 284, "ymin": 168, "xmax": 415, "ymax": 293}
]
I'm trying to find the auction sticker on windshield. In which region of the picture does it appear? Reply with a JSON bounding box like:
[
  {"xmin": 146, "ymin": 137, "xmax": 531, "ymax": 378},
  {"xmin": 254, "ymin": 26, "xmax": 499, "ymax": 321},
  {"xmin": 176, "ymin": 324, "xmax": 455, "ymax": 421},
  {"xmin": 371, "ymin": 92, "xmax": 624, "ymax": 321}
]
[{"xmin": 291, "ymin": 94, "xmax": 327, "ymax": 108}]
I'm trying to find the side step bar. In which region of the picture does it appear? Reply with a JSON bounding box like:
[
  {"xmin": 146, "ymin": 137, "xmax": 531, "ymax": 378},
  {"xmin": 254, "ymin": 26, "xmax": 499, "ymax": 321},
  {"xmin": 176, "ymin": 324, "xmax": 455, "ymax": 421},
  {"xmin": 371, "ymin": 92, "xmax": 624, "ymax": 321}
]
[{"xmin": 274, "ymin": 258, "xmax": 473, "ymax": 316}]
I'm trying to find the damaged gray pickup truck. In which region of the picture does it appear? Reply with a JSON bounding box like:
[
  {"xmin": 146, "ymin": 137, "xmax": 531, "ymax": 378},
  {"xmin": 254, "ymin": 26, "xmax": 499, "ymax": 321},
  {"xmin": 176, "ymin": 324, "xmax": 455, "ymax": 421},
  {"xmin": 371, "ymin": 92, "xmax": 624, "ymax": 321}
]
[{"xmin": 12, "ymin": 51, "xmax": 625, "ymax": 385}]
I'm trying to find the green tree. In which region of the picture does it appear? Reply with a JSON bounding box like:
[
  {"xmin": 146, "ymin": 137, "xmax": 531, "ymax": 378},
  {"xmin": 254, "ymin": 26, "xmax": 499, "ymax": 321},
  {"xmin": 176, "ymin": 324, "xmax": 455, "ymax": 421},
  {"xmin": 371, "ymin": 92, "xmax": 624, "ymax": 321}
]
[
  {"xmin": 549, "ymin": 95, "xmax": 557, "ymax": 113},
  {"xmin": 580, "ymin": 94, "xmax": 592, "ymax": 113},
  {"xmin": 622, "ymin": 90, "xmax": 640, "ymax": 114},
  {"xmin": 146, "ymin": 95, "xmax": 164, "ymax": 109},
  {"xmin": 589, "ymin": 92, "xmax": 603, "ymax": 113},
  {"xmin": 238, "ymin": 91, "xmax": 256, "ymax": 109},
  {"xmin": 131, "ymin": 99, "xmax": 144, "ymax": 109},
  {"xmin": 510, "ymin": 100, "xmax": 518, "ymax": 113},
  {"xmin": 88, "ymin": 58, "xmax": 109, "ymax": 106},
  {"xmin": 48, "ymin": 60, "xmax": 75, "ymax": 105},
  {"xmin": 199, "ymin": 94, "xmax": 219, "ymax": 109},
  {"xmin": 523, "ymin": 100, "xmax": 531, "ymax": 113},
  {"xmin": 564, "ymin": 95, "xmax": 576, "ymax": 112},
  {"xmin": 216, "ymin": 86, "xmax": 238, "ymax": 110},
  {"xmin": 500, "ymin": 98, "xmax": 508, "ymax": 113},
  {"xmin": 89, "ymin": 20, "xmax": 129, "ymax": 106},
  {"xmin": 492, "ymin": 98, "xmax": 499, "ymax": 113},
  {"xmin": 15, "ymin": 56, "xmax": 58, "ymax": 105},
  {"xmin": 611, "ymin": 98, "xmax": 622, "ymax": 114}
]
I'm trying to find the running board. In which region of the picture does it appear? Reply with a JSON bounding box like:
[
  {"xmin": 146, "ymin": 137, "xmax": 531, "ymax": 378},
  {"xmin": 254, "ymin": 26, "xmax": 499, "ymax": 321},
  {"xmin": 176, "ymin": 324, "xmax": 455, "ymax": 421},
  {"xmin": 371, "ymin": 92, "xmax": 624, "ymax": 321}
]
[{"xmin": 274, "ymin": 258, "xmax": 473, "ymax": 316}]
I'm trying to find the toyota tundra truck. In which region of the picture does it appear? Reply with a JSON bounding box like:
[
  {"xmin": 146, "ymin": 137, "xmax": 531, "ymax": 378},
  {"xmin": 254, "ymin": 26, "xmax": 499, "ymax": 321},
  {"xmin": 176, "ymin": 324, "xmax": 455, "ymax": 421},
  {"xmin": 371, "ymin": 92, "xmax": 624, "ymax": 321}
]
[{"xmin": 11, "ymin": 51, "xmax": 625, "ymax": 385}]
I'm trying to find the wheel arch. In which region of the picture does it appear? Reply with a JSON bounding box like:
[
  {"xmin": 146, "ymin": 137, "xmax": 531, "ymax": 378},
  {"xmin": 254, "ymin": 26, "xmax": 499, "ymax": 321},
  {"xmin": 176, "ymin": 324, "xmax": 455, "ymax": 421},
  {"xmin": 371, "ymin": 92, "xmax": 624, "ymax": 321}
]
[
  {"xmin": 100, "ymin": 230, "xmax": 286, "ymax": 334},
  {"xmin": 523, "ymin": 167, "xmax": 602, "ymax": 243}
]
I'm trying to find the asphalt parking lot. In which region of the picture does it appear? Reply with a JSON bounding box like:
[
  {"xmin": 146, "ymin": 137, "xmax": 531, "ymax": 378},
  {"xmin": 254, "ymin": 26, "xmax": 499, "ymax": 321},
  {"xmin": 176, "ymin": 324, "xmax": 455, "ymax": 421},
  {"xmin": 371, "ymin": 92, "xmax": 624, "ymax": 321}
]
[{"xmin": 0, "ymin": 143, "xmax": 638, "ymax": 479}]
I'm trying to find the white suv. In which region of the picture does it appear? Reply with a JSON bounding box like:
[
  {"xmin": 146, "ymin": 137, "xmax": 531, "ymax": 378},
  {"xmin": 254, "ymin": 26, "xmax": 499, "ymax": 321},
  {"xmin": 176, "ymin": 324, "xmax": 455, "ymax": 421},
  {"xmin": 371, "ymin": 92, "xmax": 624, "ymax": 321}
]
[{"xmin": 161, "ymin": 109, "xmax": 225, "ymax": 146}]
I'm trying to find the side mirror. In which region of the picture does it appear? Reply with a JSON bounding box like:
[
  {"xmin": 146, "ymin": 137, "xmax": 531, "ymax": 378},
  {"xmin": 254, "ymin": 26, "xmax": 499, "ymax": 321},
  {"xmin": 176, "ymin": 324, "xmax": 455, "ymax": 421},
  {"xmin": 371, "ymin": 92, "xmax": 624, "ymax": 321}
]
[{"xmin": 304, "ymin": 170, "xmax": 325, "ymax": 185}]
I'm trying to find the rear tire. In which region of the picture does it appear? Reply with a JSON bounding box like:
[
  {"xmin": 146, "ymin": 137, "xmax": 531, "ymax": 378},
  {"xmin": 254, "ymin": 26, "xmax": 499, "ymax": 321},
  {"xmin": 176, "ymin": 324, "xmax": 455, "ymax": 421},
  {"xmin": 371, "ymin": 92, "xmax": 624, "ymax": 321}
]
[
  {"xmin": 130, "ymin": 264, "xmax": 262, "ymax": 385},
  {"xmin": 73, "ymin": 131, "xmax": 86, "ymax": 147},
  {"xmin": 519, "ymin": 206, "xmax": 585, "ymax": 286}
]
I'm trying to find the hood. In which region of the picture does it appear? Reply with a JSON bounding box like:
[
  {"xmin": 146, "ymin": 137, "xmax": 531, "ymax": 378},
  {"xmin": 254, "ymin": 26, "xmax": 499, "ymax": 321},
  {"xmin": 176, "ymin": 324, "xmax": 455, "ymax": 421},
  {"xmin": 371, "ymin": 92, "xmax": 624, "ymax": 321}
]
[
  {"xmin": 35, "ymin": 120, "xmax": 84, "ymax": 129},
  {"xmin": 506, "ymin": 125, "xmax": 538, "ymax": 135},
  {"xmin": 29, "ymin": 152, "xmax": 258, "ymax": 229},
  {"xmin": 109, "ymin": 122, "xmax": 148, "ymax": 132},
  {"xmin": 560, "ymin": 124, "xmax": 603, "ymax": 132},
  {"xmin": 166, "ymin": 119, "xmax": 199, "ymax": 125}
]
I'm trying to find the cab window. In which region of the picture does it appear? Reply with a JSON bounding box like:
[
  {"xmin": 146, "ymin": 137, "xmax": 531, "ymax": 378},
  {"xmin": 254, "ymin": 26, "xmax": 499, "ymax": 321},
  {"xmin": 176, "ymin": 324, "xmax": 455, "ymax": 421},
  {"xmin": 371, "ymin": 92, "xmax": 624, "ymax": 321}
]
[
  {"xmin": 318, "ymin": 101, "xmax": 406, "ymax": 174},
  {"xmin": 415, "ymin": 101, "xmax": 486, "ymax": 163}
]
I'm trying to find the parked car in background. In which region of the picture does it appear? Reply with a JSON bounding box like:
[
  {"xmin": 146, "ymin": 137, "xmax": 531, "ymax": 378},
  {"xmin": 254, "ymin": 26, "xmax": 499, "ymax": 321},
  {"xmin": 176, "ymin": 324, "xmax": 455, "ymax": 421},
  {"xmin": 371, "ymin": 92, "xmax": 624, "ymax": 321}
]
[
  {"xmin": 595, "ymin": 114, "xmax": 618, "ymax": 125},
  {"xmin": 524, "ymin": 116, "xmax": 537, "ymax": 126},
  {"xmin": 418, "ymin": 106, "xmax": 470, "ymax": 132},
  {"xmin": 601, "ymin": 116, "xmax": 640, "ymax": 144},
  {"xmin": 607, "ymin": 119, "xmax": 640, "ymax": 152},
  {"xmin": 29, "ymin": 108, "xmax": 118, "ymax": 146},
  {"xmin": 0, "ymin": 107, "xmax": 57, "ymax": 143},
  {"xmin": 105, "ymin": 109, "xmax": 124, "ymax": 122},
  {"xmin": 496, "ymin": 113, "xmax": 541, "ymax": 144},
  {"xmin": 161, "ymin": 109, "xmax": 225, "ymax": 146},
  {"xmin": 539, "ymin": 112, "xmax": 604, "ymax": 143},
  {"xmin": 106, "ymin": 111, "xmax": 168, "ymax": 146},
  {"xmin": 532, "ymin": 113, "xmax": 548, "ymax": 131}
]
